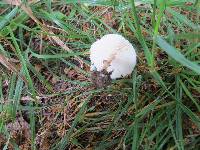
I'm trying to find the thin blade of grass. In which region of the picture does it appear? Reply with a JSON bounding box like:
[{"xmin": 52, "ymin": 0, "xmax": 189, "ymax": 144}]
[
  {"xmin": 8, "ymin": 73, "xmax": 17, "ymax": 100},
  {"xmin": 0, "ymin": 77, "xmax": 4, "ymax": 115},
  {"xmin": 179, "ymin": 102, "xmax": 200, "ymax": 128},
  {"xmin": 0, "ymin": 44, "xmax": 10, "ymax": 57},
  {"xmin": 12, "ymin": 75, "xmax": 24, "ymax": 118},
  {"xmin": 156, "ymin": 36, "xmax": 200, "ymax": 74},
  {"xmin": 166, "ymin": 110, "xmax": 180, "ymax": 149},
  {"xmin": 179, "ymin": 78, "xmax": 200, "ymax": 111},
  {"xmin": 185, "ymin": 43, "xmax": 200, "ymax": 56},
  {"xmin": 30, "ymin": 50, "xmax": 88, "ymax": 59},
  {"xmin": 132, "ymin": 70, "xmax": 141, "ymax": 150},
  {"xmin": 0, "ymin": 7, "xmax": 18, "ymax": 30},
  {"xmin": 167, "ymin": 7, "xmax": 200, "ymax": 30},
  {"xmin": 129, "ymin": 0, "xmax": 153, "ymax": 67},
  {"xmin": 152, "ymin": 0, "xmax": 166, "ymax": 53},
  {"xmin": 175, "ymin": 75, "xmax": 184, "ymax": 150},
  {"xmin": 8, "ymin": 28, "xmax": 37, "ymax": 150},
  {"xmin": 57, "ymin": 95, "xmax": 92, "ymax": 149},
  {"xmin": 175, "ymin": 32, "xmax": 200, "ymax": 40},
  {"xmin": 0, "ymin": 12, "xmax": 29, "ymax": 37}
]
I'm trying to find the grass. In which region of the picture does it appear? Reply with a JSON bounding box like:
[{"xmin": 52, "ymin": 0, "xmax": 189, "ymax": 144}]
[{"xmin": 0, "ymin": 0, "xmax": 200, "ymax": 149}]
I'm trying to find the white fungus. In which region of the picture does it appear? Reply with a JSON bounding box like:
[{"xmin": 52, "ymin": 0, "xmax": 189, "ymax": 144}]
[{"xmin": 90, "ymin": 34, "xmax": 137, "ymax": 79}]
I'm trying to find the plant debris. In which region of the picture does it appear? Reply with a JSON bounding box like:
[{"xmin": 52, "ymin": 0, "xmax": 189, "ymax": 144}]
[{"xmin": 91, "ymin": 69, "xmax": 112, "ymax": 88}]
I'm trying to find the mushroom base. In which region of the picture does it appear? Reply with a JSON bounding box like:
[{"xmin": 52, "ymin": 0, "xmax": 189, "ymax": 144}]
[{"xmin": 91, "ymin": 69, "xmax": 112, "ymax": 88}]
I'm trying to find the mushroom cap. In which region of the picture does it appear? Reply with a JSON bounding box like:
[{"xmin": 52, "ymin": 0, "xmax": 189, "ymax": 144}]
[{"xmin": 90, "ymin": 34, "xmax": 137, "ymax": 79}]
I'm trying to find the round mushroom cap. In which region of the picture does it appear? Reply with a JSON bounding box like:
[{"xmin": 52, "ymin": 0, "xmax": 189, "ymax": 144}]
[{"xmin": 90, "ymin": 34, "xmax": 137, "ymax": 79}]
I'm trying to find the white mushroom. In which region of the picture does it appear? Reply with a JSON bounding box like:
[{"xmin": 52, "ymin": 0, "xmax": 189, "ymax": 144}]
[{"xmin": 90, "ymin": 34, "xmax": 137, "ymax": 79}]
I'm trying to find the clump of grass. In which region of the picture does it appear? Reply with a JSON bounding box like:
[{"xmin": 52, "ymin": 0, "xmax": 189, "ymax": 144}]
[{"xmin": 0, "ymin": 0, "xmax": 199, "ymax": 149}]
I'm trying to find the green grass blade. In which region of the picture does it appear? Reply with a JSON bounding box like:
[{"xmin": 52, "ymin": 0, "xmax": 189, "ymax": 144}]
[
  {"xmin": 167, "ymin": 8, "xmax": 200, "ymax": 30},
  {"xmin": 129, "ymin": 0, "xmax": 153, "ymax": 67},
  {"xmin": 12, "ymin": 75, "xmax": 24, "ymax": 118},
  {"xmin": 156, "ymin": 36, "xmax": 200, "ymax": 74},
  {"xmin": 8, "ymin": 28, "xmax": 37, "ymax": 150},
  {"xmin": 179, "ymin": 102, "xmax": 200, "ymax": 128},
  {"xmin": 175, "ymin": 32, "xmax": 200, "ymax": 40},
  {"xmin": 175, "ymin": 76, "xmax": 184, "ymax": 150},
  {"xmin": 57, "ymin": 95, "xmax": 92, "ymax": 149},
  {"xmin": 152, "ymin": 0, "xmax": 166, "ymax": 53},
  {"xmin": 8, "ymin": 74, "xmax": 17, "ymax": 100},
  {"xmin": 179, "ymin": 78, "xmax": 200, "ymax": 111},
  {"xmin": 0, "ymin": 76, "xmax": 4, "ymax": 106},
  {"xmin": 0, "ymin": 7, "xmax": 18, "ymax": 30},
  {"xmin": 0, "ymin": 12, "xmax": 28, "ymax": 37},
  {"xmin": 132, "ymin": 70, "xmax": 141, "ymax": 150},
  {"xmin": 30, "ymin": 50, "xmax": 87, "ymax": 59}
]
